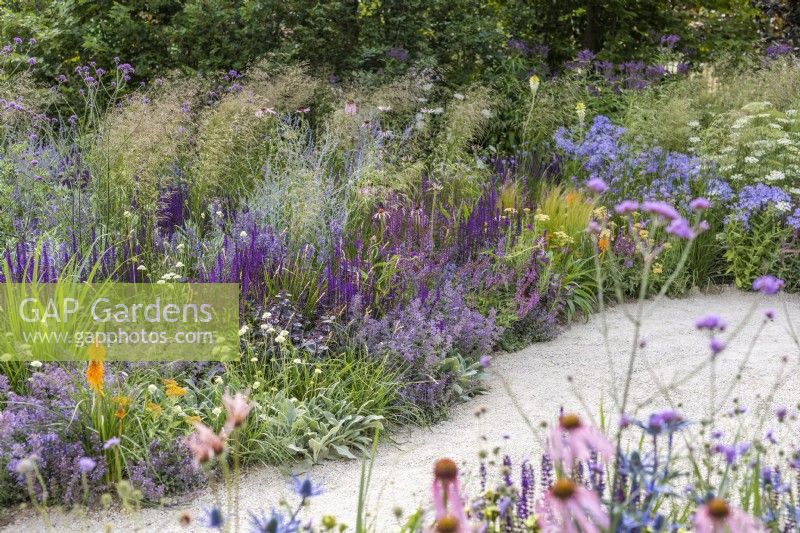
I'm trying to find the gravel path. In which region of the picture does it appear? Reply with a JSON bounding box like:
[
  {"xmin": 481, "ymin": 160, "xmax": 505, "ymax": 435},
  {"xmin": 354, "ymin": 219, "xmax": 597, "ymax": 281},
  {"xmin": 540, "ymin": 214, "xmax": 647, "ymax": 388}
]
[{"xmin": 7, "ymin": 287, "xmax": 800, "ymax": 532}]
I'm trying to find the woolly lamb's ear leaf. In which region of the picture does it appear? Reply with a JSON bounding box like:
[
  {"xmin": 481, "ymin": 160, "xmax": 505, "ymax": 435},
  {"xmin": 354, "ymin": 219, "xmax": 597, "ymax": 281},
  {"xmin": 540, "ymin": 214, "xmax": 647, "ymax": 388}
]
[{"xmin": 332, "ymin": 445, "xmax": 357, "ymax": 460}]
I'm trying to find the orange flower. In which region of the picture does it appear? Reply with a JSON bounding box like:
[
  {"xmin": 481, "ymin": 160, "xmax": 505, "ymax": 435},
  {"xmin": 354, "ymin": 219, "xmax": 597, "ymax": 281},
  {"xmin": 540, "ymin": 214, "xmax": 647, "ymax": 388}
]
[
  {"xmin": 115, "ymin": 406, "xmax": 127, "ymax": 419},
  {"xmin": 565, "ymin": 191, "xmax": 578, "ymax": 205},
  {"xmin": 85, "ymin": 359, "xmax": 104, "ymax": 396},
  {"xmin": 598, "ymin": 235, "xmax": 610, "ymax": 253}
]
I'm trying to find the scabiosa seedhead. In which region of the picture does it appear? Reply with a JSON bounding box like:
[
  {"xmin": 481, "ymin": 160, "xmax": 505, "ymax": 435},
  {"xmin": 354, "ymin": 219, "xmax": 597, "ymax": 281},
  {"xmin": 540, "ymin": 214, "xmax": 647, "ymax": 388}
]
[
  {"xmin": 689, "ymin": 197, "xmax": 711, "ymax": 211},
  {"xmin": 586, "ymin": 177, "xmax": 608, "ymax": 194},
  {"xmin": 292, "ymin": 474, "xmax": 323, "ymax": 499},
  {"xmin": 615, "ymin": 200, "xmax": 639, "ymax": 215},
  {"xmin": 694, "ymin": 314, "xmax": 727, "ymax": 332},
  {"xmin": 752, "ymin": 275, "xmax": 784, "ymax": 295}
]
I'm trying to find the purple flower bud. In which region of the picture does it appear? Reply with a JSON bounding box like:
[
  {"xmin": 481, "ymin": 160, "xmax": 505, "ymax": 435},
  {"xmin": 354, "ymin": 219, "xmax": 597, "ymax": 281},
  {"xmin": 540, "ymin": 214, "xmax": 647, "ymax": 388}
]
[
  {"xmin": 775, "ymin": 406, "xmax": 787, "ymax": 422},
  {"xmin": 709, "ymin": 337, "xmax": 725, "ymax": 355},
  {"xmin": 752, "ymin": 275, "xmax": 784, "ymax": 295},
  {"xmin": 587, "ymin": 220, "xmax": 601, "ymax": 234},
  {"xmin": 479, "ymin": 355, "xmax": 491, "ymax": 368}
]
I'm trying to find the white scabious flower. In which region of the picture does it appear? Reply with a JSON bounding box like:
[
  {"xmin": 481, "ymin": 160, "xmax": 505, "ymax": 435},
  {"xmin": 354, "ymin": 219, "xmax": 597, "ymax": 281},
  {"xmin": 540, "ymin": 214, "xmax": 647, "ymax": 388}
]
[
  {"xmin": 481, "ymin": 109, "xmax": 492, "ymax": 118},
  {"xmin": 213, "ymin": 376, "xmax": 223, "ymax": 384},
  {"xmin": 174, "ymin": 261, "xmax": 184, "ymax": 268},
  {"xmin": 29, "ymin": 360, "xmax": 42, "ymax": 368},
  {"xmin": 687, "ymin": 120, "xmax": 700, "ymax": 128},
  {"xmin": 453, "ymin": 93, "xmax": 465, "ymax": 100},
  {"xmin": 688, "ymin": 136, "xmax": 701, "ymax": 144},
  {"xmin": 377, "ymin": 105, "xmax": 392, "ymax": 112},
  {"xmin": 730, "ymin": 173, "xmax": 744, "ymax": 181},
  {"xmin": 239, "ymin": 230, "xmax": 248, "ymax": 239},
  {"xmin": 769, "ymin": 123, "xmax": 783, "ymax": 129},
  {"xmin": 137, "ymin": 265, "xmax": 147, "ymax": 271},
  {"xmin": 147, "ymin": 384, "xmax": 158, "ymax": 394},
  {"xmin": 778, "ymin": 137, "xmax": 792, "ymax": 146},
  {"xmin": 212, "ymin": 407, "xmax": 222, "ymax": 416},
  {"xmin": 252, "ymin": 381, "xmax": 261, "ymax": 390},
  {"xmin": 776, "ymin": 201, "xmax": 791, "ymax": 212},
  {"xmin": 261, "ymin": 311, "xmax": 272, "ymax": 320},
  {"xmin": 238, "ymin": 325, "xmax": 249, "ymax": 336},
  {"xmin": 786, "ymin": 109, "xmax": 798, "ymax": 116},
  {"xmin": 744, "ymin": 156, "xmax": 759, "ymax": 164}
]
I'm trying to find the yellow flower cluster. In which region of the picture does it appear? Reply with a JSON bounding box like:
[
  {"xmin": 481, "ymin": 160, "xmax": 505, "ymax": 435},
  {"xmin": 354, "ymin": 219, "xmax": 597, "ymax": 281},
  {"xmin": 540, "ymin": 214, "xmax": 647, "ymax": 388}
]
[{"xmin": 163, "ymin": 378, "xmax": 188, "ymax": 397}]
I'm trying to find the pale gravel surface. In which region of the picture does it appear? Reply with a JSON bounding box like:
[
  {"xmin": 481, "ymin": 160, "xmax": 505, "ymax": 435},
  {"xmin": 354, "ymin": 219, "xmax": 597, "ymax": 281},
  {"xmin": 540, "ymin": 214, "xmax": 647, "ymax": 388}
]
[{"xmin": 6, "ymin": 287, "xmax": 800, "ymax": 532}]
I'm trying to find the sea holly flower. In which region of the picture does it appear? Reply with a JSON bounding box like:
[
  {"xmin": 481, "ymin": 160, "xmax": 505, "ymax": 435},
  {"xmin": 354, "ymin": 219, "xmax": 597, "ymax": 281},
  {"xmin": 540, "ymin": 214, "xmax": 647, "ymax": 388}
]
[
  {"xmin": 536, "ymin": 478, "xmax": 609, "ymax": 533},
  {"xmin": 752, "ymin": 275, "xmax": 784, "ymax": 295},
  {"xmin": 249, "ymin": 509, "xmax": 299, "ymax": 533},
  {"xmin": 204, "ymin": 506, "xmax": 225, "ymax": 530},
  {"xmin": 637, "ymin": 409, "xmax": 687, "ymax": 436},
  {"xmin": 292, "ymin": 474, "xmax": 323, "ymax": 499},
  {"xmin": 693, "ymin": 498, "xmax": 765, "ymax": 532},
  {"xmin": 547, "ymin": 414, "xmax": 613, "ymax": 471}
]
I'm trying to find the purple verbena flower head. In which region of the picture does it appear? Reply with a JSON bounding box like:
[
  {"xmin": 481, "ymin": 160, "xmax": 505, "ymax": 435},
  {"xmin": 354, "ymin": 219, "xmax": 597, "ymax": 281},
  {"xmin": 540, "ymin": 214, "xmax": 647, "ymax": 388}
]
[
  {"xmin": 694, "ymin": 314, "xmax": 727, "ymax": 332},
  {"xmin": 709, "ymin": 337, "xmax": 725, "ymax": 355},
  {"xmin": 642, "ymin": 201, "xmax": 680, "ymax": 221},
  {"xmin": 666, "ymin": 217, "xmax": 695, "ymax": 240},
  {"xmin": 586, "ymin": 177, "xmax": 608, "ymax": 194},
  {"xmin": 689, "ymin": 197, "xmax": 710, "ymax": 211},
  {"xmin": 615, "ymin": 200, "xmax": 639, "ymax": 215},
  {"xmin": 752, "ymin": 275, "xmax": 784, "ymax": 295}
]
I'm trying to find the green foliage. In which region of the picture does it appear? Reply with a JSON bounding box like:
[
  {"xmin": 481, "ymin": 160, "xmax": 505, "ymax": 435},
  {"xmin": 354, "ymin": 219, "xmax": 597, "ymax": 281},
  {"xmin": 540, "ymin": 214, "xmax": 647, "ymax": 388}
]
[{"xmin": 723, "ymin": 212, "xmax": 791, "ymax": 289}]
